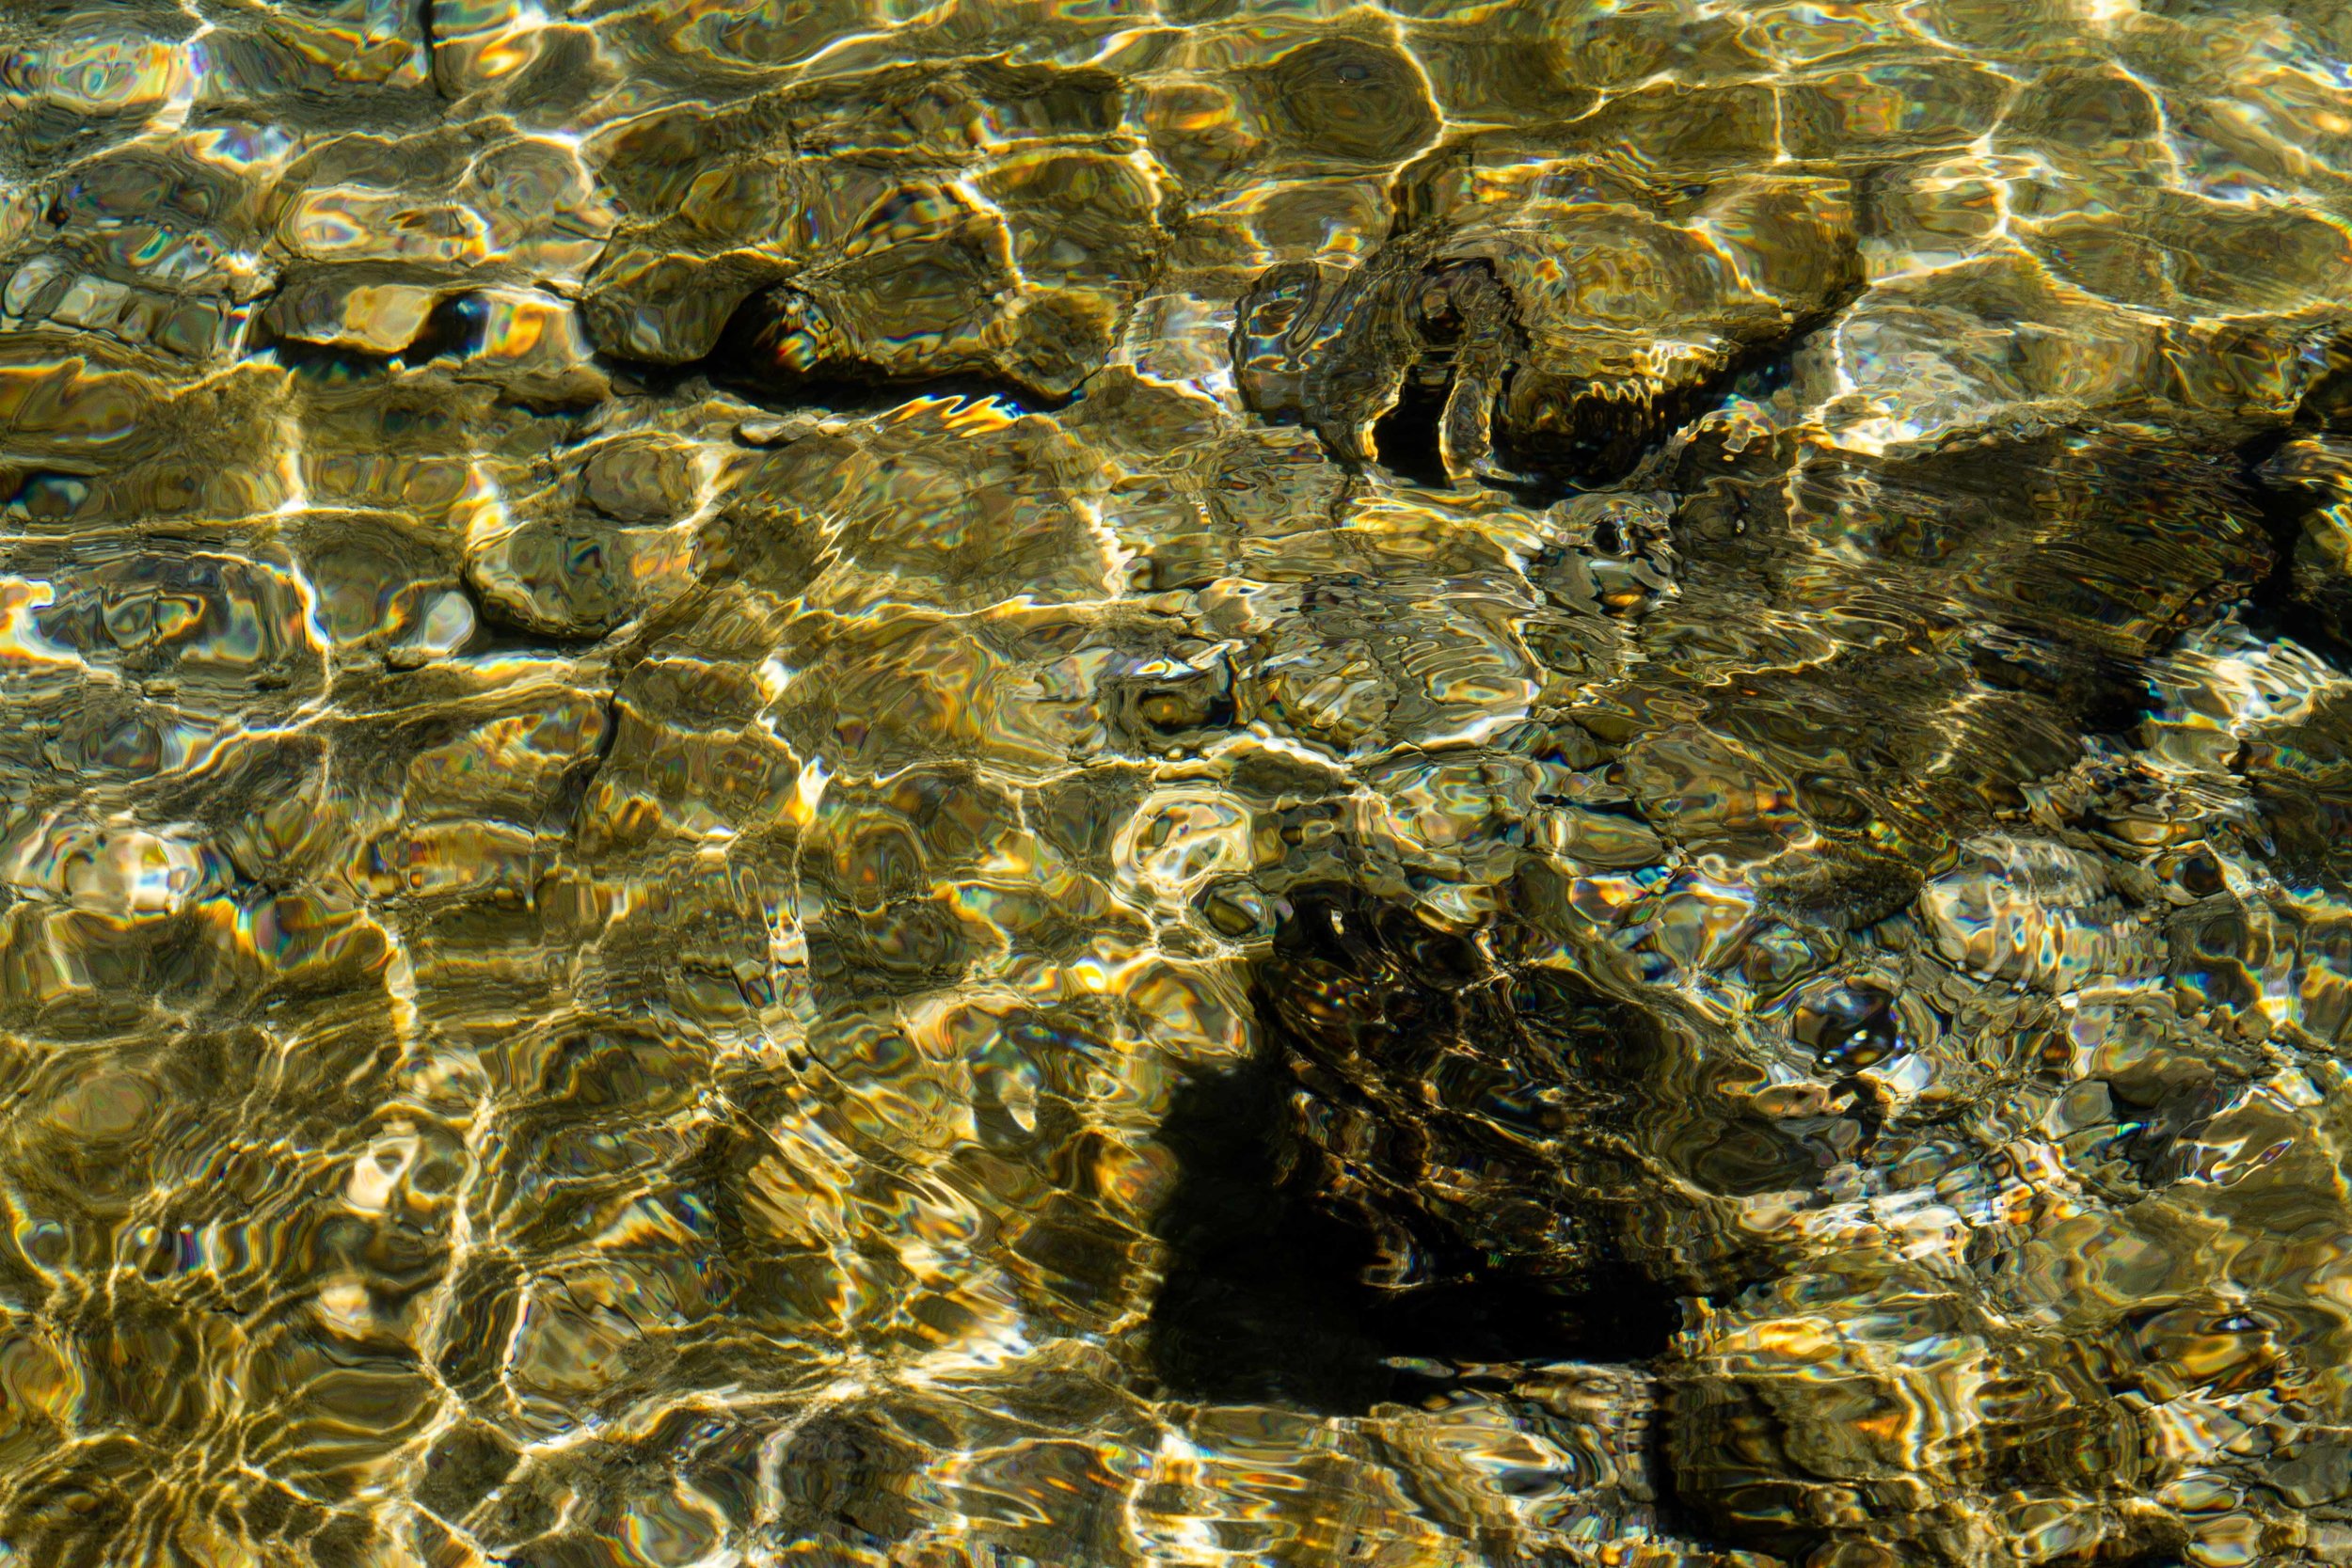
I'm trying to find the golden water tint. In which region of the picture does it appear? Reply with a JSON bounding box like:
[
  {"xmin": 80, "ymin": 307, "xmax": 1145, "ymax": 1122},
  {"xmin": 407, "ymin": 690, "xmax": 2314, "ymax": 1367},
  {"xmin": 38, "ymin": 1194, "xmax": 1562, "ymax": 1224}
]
[{"xmin": 5, "ymin": 0, "xmax": 2352, "ymax": 1564}]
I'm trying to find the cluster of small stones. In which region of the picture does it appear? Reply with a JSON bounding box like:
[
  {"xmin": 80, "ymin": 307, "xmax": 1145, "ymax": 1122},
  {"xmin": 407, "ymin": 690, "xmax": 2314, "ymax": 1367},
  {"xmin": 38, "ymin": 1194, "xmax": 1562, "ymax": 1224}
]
[{"xmin": 3, "ymin": 2, "xmax": 2352, "ymax": 1566}]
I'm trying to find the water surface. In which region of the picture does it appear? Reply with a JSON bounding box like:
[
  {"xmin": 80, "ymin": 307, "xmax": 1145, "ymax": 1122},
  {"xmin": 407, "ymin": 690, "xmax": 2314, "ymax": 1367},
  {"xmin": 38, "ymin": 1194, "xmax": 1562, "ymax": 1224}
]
[{"xmin": 5, "ymin": 2, "xmax": 2352, "ymax": 1565}]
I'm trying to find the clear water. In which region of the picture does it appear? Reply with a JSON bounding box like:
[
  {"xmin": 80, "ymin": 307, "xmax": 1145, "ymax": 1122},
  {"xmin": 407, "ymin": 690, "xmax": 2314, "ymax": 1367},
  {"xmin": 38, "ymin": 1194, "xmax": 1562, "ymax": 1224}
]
[{"xmin": 4, "ymin": 2, "xmax": 2352, "ymax": 1564}]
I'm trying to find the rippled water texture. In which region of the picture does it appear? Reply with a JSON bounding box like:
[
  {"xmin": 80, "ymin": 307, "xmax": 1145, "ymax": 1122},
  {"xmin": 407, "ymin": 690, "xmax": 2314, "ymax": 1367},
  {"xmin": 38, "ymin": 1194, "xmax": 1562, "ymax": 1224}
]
[{"xmin": 12, "ymin": 1, "xmax": 2352, "ymax": 1564}]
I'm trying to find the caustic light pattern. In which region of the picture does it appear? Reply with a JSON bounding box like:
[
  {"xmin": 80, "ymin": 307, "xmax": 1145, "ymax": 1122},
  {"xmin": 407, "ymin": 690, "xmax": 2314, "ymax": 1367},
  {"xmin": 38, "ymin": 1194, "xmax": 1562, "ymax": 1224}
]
[{"xmin": 5, "ymin": 1, "xmax": 2352, "ymax": 1566}]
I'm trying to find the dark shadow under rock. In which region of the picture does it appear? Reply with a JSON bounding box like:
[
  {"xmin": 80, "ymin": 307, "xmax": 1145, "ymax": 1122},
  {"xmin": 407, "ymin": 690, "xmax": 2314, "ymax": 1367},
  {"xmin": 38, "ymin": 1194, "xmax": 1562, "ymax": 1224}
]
[{"xmin": 1144, "ymin": 886, "xmax": 1686, "ymax": 1417}]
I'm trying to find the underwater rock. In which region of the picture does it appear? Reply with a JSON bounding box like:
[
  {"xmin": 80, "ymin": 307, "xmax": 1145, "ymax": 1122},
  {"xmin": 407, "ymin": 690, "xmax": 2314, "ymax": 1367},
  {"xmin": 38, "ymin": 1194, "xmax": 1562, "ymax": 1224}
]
[
  {"xmin": 11, "ymin": 0, "xmax": 2352, "ymax": 1563},
  {"xmin": 1232, "ymin": 141, "xmax": 1859, "ymax": 486}
]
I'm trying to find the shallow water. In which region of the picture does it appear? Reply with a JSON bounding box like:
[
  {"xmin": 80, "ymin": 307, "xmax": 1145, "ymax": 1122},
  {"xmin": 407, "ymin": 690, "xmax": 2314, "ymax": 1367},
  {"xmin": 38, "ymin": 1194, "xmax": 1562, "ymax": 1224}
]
[{"xmin": 5, "ymin": 1, "xmax": 2352, "ymax": 1564}]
